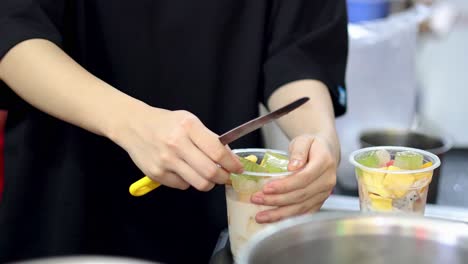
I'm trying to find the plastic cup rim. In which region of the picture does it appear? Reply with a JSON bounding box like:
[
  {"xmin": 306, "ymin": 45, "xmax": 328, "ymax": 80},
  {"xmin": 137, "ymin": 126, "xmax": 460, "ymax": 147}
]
[
  {"xmin": 349, "ymin": 146, "xmax": 441, "ymax": 174},
  {"xmin": 232, "ymin": 148, "xmax": 292, "ymax": 177}
]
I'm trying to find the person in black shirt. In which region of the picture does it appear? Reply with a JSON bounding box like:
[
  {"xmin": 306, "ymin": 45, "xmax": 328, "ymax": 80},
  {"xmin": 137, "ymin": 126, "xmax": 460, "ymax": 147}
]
[{"xmin": 0, "ymin": 1, "xmax": 348, "ymax": 263}]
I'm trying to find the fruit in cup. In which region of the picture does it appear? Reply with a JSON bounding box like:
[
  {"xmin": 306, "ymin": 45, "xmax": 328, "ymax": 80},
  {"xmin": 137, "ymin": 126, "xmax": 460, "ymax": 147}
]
[
  {"xmin": 227, "ymin": 151, "xmax": 290, "ymax": 260},
  {"xmin": 356, "ymin": 150, "xmax": 433, "ymax": 213},
  {"xmin": 230, "ymin": 151, "xmax": 289, "ymax": 193},
  {"xmin": 259, "ymin": 151, "xmax": 289, "ymax": 172}
]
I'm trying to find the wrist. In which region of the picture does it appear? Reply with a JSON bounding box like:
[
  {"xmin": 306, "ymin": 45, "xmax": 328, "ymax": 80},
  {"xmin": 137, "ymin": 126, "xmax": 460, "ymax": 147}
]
[{"xmin": 103, "ymin": 97, "xmax": 149, "ymax": 146}]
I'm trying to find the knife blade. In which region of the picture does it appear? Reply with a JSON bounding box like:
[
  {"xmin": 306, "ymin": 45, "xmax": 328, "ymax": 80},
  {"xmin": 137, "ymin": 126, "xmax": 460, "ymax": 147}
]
[{"xmin": 219, "ymin": 97, "xmax": 309, "ymax": 145}]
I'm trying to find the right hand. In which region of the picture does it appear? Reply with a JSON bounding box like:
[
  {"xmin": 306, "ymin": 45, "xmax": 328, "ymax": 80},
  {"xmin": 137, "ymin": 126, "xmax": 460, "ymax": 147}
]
[{"xmin": 110, "ymin": 104, "xmax": 243, "ymax": 191}]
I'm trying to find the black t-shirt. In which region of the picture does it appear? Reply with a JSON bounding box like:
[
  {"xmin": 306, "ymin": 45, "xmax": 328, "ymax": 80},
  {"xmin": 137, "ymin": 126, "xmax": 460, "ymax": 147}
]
[{"xmin": 0, "ymin": 1, "xmax": 348, "ymax": 263}]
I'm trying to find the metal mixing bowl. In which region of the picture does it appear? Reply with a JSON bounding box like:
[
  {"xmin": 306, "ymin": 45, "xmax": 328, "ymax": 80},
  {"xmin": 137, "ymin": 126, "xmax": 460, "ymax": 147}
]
[
  {"xmin": 12, "ymin": 256, "xmax": 158, "ymax": 264},
  {"xmin": 238, "ymin": 213, "xmax": 468, "ymax": 264}
]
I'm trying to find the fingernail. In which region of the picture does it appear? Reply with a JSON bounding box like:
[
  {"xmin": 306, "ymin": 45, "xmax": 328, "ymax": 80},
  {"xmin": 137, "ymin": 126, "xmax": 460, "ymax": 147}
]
[
  {"xmin": 256, "ymin": 212, "xmax": 270, "ymax": 222},
  {"xmin": 251, "ymin": 195, "xmax": 264, "ymax": 204},
  {"xmin": 264, "ymin": 185, "xmax": 276, "ymax": 194},
  {"xmin": 290, "ymin": 159, "xmax": 302, "ymax": 168}
]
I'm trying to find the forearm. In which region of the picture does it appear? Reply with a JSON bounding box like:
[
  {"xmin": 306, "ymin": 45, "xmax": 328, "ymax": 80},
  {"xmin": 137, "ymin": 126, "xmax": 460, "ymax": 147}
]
[
  {"xmin": 0, "ymin": 39, "xmax": 143, "ymax": 137},
  {"xmin": 268, "ymin": 80, "xmax": 341, "ymax": 163}
]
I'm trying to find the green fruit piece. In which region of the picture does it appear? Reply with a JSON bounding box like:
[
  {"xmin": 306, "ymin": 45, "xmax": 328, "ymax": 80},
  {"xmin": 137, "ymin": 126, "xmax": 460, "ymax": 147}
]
[
  {"xmin": 375, "ymin": 149, "xmax": 391, "ymax": 167},
  {"xmin": 356, "ymin": 151, "xmax": 380, "ymax": 168},
  {"xmin": 239, "ymin": 156, "xmax": 268, "ymax": 173},
  {"xmin": 230, "ymin": 174, "xmax": 261, "ymax": 193},
  {"xmin": 259, "ymin": 151, "xmax": 289, "ymax": 173},
  {"xmin": 394, "ymin": 151, "xmax": 424, "ymax": 170},
  {"xmin": 230, "ymin": 156, "xmax": 267, "ymax": 193}
]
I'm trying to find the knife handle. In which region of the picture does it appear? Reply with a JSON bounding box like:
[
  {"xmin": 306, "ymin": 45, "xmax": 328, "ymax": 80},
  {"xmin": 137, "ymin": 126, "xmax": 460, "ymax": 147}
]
[
  {"xmin": 129, "ymin": 175, "xmax": 232, "ymax": 196},
  {"xmin": 129, "ymin": 176, "xmax": 161, "ymax": 196}
]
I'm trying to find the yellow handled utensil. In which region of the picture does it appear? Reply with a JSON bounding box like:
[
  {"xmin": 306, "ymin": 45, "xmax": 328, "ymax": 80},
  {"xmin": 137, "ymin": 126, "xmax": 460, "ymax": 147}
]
[
  {"xmin": 129, "ymin": 176, "xmax": 161, "ymax": 197},
  {"xmin": 129, "ymin": 97, "xmax": 310, "ymax": 196}
]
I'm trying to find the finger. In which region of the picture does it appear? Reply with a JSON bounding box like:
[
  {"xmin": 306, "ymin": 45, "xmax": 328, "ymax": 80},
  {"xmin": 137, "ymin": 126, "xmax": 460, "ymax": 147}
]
[
  {"xmin": 173, "ymin": 136, "xmax": 230, "ymax": 184},
  {"xmin": 288, "ymin": 135, "xmax": 315, "ymax": 171},
  {"xmin": 251, "ymin": 187, "xmax": 308, "ymax": 207},
  {"xmin": 170, "ymin": 158, "xmax": 215, "ymax": 192},
  {"xmin": 188, "ymin": 121, "xmax": 243, "ymax": 173},
  {"xmin": 255, "ymin": 191, "xmax": 329, "ymax": 224},
  {"xmin": 252, "ymin": 174, "xmax": 332, "ymax": 206},
  {"xmin": 263, "ymin": 159, "xmax": 324, "ymax": 195},
  {"xmin": 144, "ymin": 166, "xmax": 190, "ymax": 190},
  {"xmin": 146, "ymin": 171, "xmax": 190, "ymax": 190}
]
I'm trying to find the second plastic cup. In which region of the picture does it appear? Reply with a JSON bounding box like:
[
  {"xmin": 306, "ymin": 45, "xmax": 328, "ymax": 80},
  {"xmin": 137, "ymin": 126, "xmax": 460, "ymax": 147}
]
[
  {"xmin": 226, "ymin": 148, "xmax": 291, "ymax": 261},
  {"xmin": 349, "ymin": 146, "xmax": 440, "ymax": 215}
]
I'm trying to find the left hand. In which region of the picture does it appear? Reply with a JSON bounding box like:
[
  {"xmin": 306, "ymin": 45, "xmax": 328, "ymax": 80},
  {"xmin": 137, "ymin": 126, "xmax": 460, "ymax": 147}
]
[{"xmin": 250, "ymin": 134, "xmax": 338, "ymax": 224}]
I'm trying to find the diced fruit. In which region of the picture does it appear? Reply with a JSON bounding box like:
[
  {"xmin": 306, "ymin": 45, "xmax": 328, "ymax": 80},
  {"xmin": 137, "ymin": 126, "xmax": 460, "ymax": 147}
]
[
  {"xmin": 413, "ymin": 171, "xmax": 433, "ymax": 182},
  {"xmin": 360, "ymin": 170, "xmax": 391, "ymax": 198},
  {"xmin": 375, "ymin": 149, "xmax": 391, "ymax": 167},
  {"xmin": 383, "ymin": 166, "xmax": 415, "ymax": 198},
  {"xmin": 386, "ymin": 160, "xmax": 395, "ymax": 167},
  {"xmin": 357, "ymin": 150, "xmax": 391, "ymax": 168},
  {"xmin": 422, "ymin": 162, "xmax": 433, "ymax": 168},
  {"xmin": 259, "ymin": 151, "xmax": 289, "ymax": 173},
  {"xmin": 369, "ymin": 194, "xmax": 393, "ymax": 211},
  {"xmin": 392, "ymin": 197, "xmax": 408, "ymax": 210},
  {"xmin": 244, "ymin": 155, "xmax": 258, "ymax": 163},
  {"xmin": 405, "ymin": 190, "xmax": 420, "ymax": 202},
  {"xmin": 367, "ymin": 185, "xmax": 392, "ymax": 198},
  {"xmin": 356, "ymin": 151, "xmax": 380, "ymax": 168},
  {"xmin": 387, "ymin": 165, "xmax": 402, "ymax": 171},
  {"xmin": 231, "ymin": 156, "xmax": 268, "ymax": 193},
  {"xmin": 394, "ymin": 151, "xmax": 423, "ymax": 170},
  {"xmin": 418, "ymin": 185, "xmax": 428, "ymax": 196},
  {"xmin": 238, "ymin": 157, "xmax": 267, "ymax": 174},
  {"xmin": 231, "ymin": 174, "xmax": 259, "ymax": 194}
]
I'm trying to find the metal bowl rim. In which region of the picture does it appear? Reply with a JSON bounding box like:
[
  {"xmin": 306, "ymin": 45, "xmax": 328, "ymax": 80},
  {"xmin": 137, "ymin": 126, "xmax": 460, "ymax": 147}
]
[
  {"xmin": 359, "ymin": 128, "xmax": 453, "ymax": 155},
  {"xmin": 237, "ymin": 212, "xmax": 468, "ymax": 264}
]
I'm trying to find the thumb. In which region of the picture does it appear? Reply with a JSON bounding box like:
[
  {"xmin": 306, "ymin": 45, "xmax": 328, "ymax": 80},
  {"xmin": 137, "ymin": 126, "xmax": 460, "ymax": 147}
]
[{"xmin": 288, "ymin": 135, "xmax": 315, "ymax": 171}]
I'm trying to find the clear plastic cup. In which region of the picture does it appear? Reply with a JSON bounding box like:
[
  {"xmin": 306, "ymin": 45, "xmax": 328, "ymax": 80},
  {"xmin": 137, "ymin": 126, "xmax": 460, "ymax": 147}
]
[
  {"xmin": 226, "ymin": 148, "xmax": 291, "ymax": 261},
  {"xmin": 349, "ymin": 146, "xmax": 441, "ymax": 215}
]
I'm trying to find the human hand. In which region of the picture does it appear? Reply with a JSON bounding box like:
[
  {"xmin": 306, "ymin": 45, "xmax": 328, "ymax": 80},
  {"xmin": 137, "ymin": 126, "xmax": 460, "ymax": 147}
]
[
  {"xmin": 250, "ymin": 134, "xmax": 337, "ymax": 223},
  {"xmin": 111, "ymin": 105, "xmax": 243, "ymax": 191}
]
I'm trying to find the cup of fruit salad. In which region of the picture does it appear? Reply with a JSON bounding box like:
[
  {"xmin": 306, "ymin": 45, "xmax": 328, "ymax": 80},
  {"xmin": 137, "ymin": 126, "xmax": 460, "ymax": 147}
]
[
  {"xmin": 226, "ymin": 148, "xmax": 292, "ymax": 261},
  {"xmin": 349, "ymin": 146, "xmax": 440, "ymax": 214}
]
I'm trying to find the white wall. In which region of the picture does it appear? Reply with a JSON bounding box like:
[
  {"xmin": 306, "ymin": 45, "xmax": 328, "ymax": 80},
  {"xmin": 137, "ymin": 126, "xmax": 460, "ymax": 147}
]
[{"xmin": 416, "ymin": 1, "xmax": 468, "ymax": 147}]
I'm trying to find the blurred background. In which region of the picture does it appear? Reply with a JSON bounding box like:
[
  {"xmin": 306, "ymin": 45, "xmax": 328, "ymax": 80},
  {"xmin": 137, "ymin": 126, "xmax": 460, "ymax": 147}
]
[
  {"xmin": 262, "ymin": 0, "xmax": 468, "ymax": 206},
  {"xmin": 0, "ymin": 0, "xmax": 467, "ymax": 206}
]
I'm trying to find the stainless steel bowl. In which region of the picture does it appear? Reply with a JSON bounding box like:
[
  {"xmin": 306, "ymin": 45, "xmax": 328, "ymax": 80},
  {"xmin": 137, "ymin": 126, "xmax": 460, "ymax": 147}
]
[
  {"xmin": 12, "ymin": 256, "xmax": 158, "ymax": 264},
  {"xmin": 238, "ymin": 213, "xmax": 468, "ymax": 264}
]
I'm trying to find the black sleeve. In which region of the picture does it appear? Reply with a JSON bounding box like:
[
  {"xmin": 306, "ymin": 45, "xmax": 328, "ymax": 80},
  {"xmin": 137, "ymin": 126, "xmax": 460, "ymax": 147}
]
[
  {"xmin": 0, "ymin": 0, "xmax": 66, "ymax": 110},
  {"xmin": 262, "ymin": 0, "xmax": 348, "ymax": 117}
]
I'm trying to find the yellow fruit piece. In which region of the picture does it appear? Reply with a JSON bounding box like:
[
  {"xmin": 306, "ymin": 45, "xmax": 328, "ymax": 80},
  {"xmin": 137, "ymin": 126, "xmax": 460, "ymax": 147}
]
[
  {"xmin": 369, "ymin": 194, "xmax": 393, "ymax": 211},
  {"xmin": 422, "ymin": 162, "xmax": 433, "ymax": 168},
  {"xmin": 387, "ymin": 165, "xmax": 402, "ymax": 171},
  {"xmin": 366, "ymin": 185, "xmax": 392, "ymax": 198},
  {"xmin": 245, "ymin": 155, "xmax": 258, "ymax": 163},
  {"xmin": 383, "ymin": 166, "xmax": 415, "ymax": 198},
  {"xmin": 360, "ymin": 170, "xmax": 391, "ymax": 198},
  {"xmin": 414, "ymin": 171, "xmax": 433, "ymax": 181}
]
